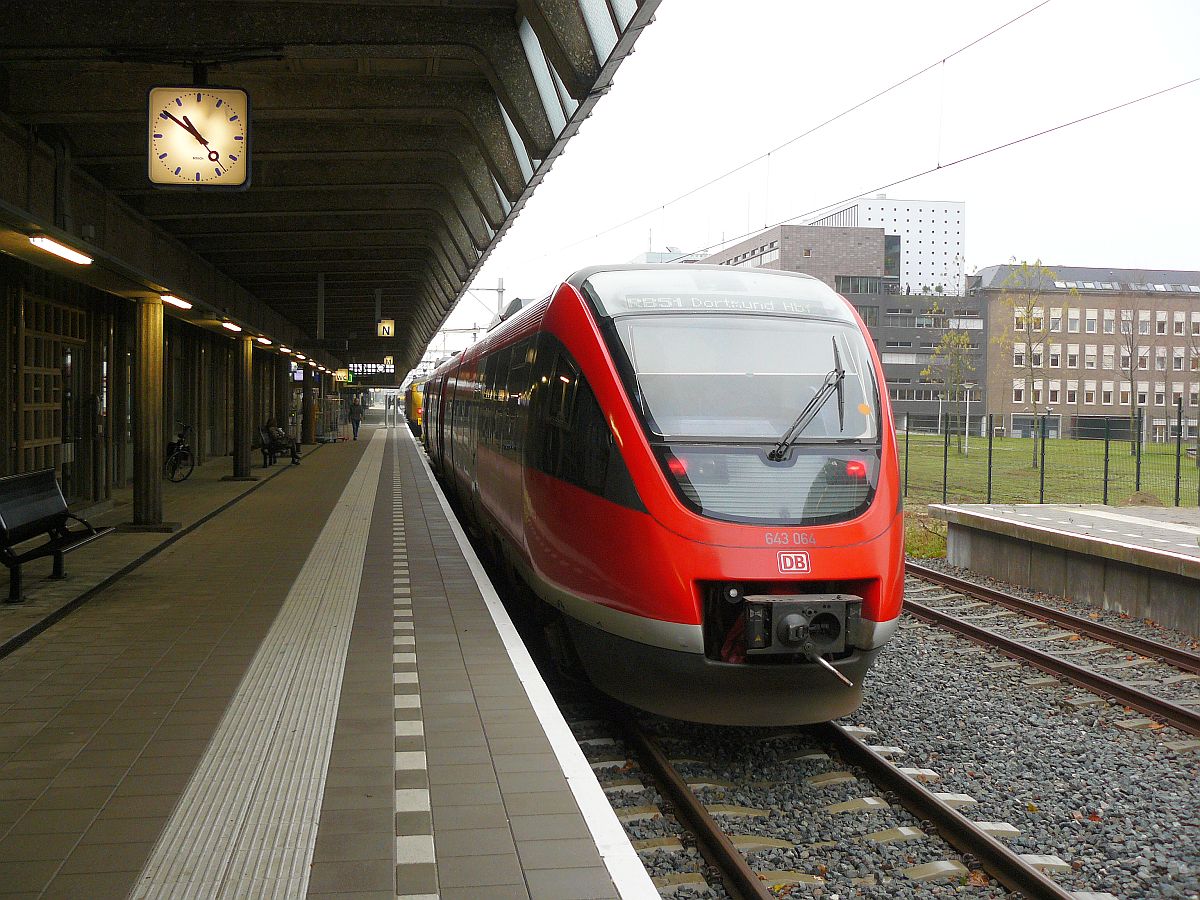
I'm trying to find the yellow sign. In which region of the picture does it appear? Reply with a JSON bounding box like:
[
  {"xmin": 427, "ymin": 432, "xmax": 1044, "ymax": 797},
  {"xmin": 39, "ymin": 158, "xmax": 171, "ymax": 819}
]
[
  {"xmin": 334, "ymin": 368, "xmax": 350, "ymax": 382},
  {"xmin": 377, "ymin": 319, "xmax": 394, "ymax": 337},
  {"xmin": 383, "ymin": 355, "xmax": 393, "ymax": 366}
]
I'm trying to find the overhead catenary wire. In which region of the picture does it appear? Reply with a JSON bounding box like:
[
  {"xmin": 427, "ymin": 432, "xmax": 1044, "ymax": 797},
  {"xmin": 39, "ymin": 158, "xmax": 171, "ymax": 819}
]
[
  {"xmin": 678, "ymin": 74, "xmax": 1200, "ymax": 262},
  {"xmin": 520, "ymin": 0, "xmax": 1057, "ymax": 264}
]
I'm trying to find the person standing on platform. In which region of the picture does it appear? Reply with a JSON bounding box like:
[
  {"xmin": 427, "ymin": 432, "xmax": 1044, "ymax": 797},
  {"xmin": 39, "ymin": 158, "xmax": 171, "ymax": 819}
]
[{"xmin": 349, "ymin": 396, "xmax": 364, "ymax": 440}]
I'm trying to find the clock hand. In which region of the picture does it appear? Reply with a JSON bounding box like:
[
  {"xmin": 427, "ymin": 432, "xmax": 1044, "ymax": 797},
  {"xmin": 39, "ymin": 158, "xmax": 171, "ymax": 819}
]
[
  {"xmin": 162, "ymin": 110, "xmax": 204, "ymax": 143},
  {"xmin": 181, "ymin": 115, "xmax": 222, "ymax": 163}
]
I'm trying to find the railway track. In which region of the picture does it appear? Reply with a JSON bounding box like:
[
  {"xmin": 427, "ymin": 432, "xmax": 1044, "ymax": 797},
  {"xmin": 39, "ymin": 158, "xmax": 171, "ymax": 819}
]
[
  {"xmin": 904, "ymin": 563, "xmax": 1200, "ymax": 737},
  {"xmin": 565, "ymin": 698, "xmax": 1105, "ymax": 899}
]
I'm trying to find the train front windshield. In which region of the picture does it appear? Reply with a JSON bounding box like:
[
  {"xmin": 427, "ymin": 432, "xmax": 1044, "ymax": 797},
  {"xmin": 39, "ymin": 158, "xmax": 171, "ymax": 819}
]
[{"xmin": 584, "ymin": 269, "xmax": 884, "ymax": 526}]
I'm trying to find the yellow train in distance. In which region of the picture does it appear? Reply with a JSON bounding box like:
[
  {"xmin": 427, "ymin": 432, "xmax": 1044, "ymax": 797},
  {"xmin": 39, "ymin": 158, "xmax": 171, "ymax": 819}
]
[{"xmin": 404, "ymin": 380, "xmax": 425, "ymax": 437}]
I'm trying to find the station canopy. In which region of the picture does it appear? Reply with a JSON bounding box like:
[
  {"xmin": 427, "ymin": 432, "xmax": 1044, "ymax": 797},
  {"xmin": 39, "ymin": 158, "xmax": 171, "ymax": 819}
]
[{"xmin": 0, "ymin": 1, "xmax": 659, "ymax": 372}]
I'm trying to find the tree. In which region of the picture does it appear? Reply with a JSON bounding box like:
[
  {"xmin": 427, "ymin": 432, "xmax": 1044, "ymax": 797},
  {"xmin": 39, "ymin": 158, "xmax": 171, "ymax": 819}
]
[
  {"xmin": 922, "ymin": 329, "xmax": 975, "ymax": 453},
  {"xmin": 991, "ymin": 259, "xmax": 1078, "ymax": 468},
  {"xmin": 1116, "ymin": 297, "xmax": 1150, "ymax": 450}
]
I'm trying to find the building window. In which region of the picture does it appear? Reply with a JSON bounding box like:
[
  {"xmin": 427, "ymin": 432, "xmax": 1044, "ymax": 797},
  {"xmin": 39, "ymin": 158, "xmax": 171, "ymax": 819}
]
[
  {"xmin": 1085, "ymin": 310, "xmax": 1098, "ymax": 333},
  {"xmin": 803, "ymin": 249, "xmax": 812, "ymax": 257},
  {"xmin": 1066, "ymin": 387, "xmax": 1077, "ymax": 404},
  {"xmin": 1013, "ymin": 385, "xmax": 1024, "ymax": 403},
  {"xmin": 1102, "ymin": 388, "xmax": 1112, "ymax": 405},
  {"xmin": 1067, "ymin": 348, "xmax": 1079, "ymax": 368},
  {"xmin": 1155, "ymin": 390, "xmax": 1166, "ymax": 406},
  {"xmin": 1102, "ymin": 347, "xmax": 1114, "ymax": 370},
  {"xmin": 1103, "ymin": 310, "xmax": 1115, "ymax": 334},
  {"xmin": 1031, "ymin": 349, "xmax": 1043, "ymax": 367},
  {"xmin": 1068, "ymin": 310, "xmax": 1081, "ymax": 333},
  {"xmin": 1049, "ymin": 346, "xmax": 1061, "ymax": 368},
  {"xmin": 851, "ymin": 304, "xmax": 879, "ymax": 327},
  {"xmin": 1050, "ymin": 310, "xmax": 1062, "ymax": 332},
  {"xmin": 1086, "ymin": 389, "xmax": 1097, "ymax": 404},
  {"xmin": 1013, "ymin": 346, "xmax": 1025, "ymax": 367},
  {"xmin": 1120, "ymin": 387, "xmax": 1131, "ymax": 405},
  {"xmin": 1138, "ymin": 389, "xmax": 1148, "ymax": 405},
  {"xmin": 1085, "ymin": 347, "xmax": 1097, "ymax": 369}
]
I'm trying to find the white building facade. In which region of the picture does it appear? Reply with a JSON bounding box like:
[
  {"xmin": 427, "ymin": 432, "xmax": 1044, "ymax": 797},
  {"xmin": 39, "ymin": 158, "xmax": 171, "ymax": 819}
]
[{"xmin": 805, "ymin": 196, "xmax": 965, "ymax": 296}]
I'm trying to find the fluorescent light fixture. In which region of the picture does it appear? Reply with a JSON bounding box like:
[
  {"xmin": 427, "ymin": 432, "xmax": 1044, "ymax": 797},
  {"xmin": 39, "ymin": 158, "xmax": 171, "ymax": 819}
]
[
  {"xmin": 256, "ymin": 337, "xmax": 272, "ymax": 345},
  {"xmin": 161, "ymin": 294, "xmax": 193, "ymax": 310},
  {"xmin": 30, "ymin": 236, "xmax": 93, "ymax": 265},
  {"xmin": 308, "ymin": 360, "xmax": 317, "ymax": 367},
  {"xmin": 279, "ymin": 346, "xmax": 291, "ymax": 353},
  {"xmin": 221, "ymin": 321, "xmax": 242, "ymax": 332},
  {"xmin": 295, "ymin": 353, "xmax": 306, "ymax": 360}
]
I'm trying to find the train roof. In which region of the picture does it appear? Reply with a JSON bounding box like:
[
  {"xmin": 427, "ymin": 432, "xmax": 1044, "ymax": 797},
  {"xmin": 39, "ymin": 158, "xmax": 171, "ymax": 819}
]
[{"xmin": 566, "ymin": 263, "xmax": 823, "ymax": 287}]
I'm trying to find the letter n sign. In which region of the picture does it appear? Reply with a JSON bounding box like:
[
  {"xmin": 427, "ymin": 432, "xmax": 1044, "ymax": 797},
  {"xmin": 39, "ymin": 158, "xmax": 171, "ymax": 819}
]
[{"xmin": 377, "ymin": 318, "xmax": 394, "ymax": 337}]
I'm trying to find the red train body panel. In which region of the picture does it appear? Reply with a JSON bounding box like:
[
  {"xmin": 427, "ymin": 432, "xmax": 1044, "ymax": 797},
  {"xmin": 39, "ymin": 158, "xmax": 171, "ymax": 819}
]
[{"xmin": 424, "ymin": 265, "xmax": 903, "ymax": 725}]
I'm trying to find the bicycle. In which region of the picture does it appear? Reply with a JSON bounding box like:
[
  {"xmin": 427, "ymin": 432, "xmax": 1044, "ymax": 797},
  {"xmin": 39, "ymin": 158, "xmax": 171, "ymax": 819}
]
[{"xmin": 165, "ymin": 423, "xmax": 196, "ymax": 483}]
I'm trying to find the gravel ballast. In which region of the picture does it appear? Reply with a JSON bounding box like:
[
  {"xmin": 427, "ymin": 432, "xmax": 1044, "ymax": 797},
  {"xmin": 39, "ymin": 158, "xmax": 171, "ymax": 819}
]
[{"xmin": 853, "ymin": 617, "xmax": 1200, "ymax": 899}]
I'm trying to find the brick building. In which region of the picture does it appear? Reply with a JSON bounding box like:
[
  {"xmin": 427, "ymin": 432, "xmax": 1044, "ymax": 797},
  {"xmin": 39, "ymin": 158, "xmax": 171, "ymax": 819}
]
[{"xmin": 972, "ymin": 264, "xmax": 1200, "ymax": 442}]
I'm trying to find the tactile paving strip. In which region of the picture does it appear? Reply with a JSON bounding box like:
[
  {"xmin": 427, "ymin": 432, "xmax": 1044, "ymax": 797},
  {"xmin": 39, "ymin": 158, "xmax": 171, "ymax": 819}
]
[
  {"xmin": 391, "ymin": 433, "xmax": 437, "ymax": 900},
  {"xmin": 130, "ymin": 431, "xmax": 385, "ymax": 899}
]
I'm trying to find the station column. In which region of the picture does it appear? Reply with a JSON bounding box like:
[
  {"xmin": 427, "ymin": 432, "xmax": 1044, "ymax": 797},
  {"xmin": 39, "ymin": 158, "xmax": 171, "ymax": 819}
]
[
  {"xmin": 276, "ymin": 357, "xmax": 292, "ymax": 433},
  {"xmin": 302, "ymin": 366, "xmax": 316, "ymax": 444},
  {"xmin": 129, "ymin": 295, "xmax": 174, "ymax": 530},
  {"xmin": 228, "ymin": 334, "xmax": 255, "ymax": 479}
]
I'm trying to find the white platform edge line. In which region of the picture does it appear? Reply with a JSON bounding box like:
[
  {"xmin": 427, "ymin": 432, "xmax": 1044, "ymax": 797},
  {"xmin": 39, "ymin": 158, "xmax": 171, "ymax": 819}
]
[{"xmin": 402, "ymin": 429, "xmax": 657, "ymax": 899}]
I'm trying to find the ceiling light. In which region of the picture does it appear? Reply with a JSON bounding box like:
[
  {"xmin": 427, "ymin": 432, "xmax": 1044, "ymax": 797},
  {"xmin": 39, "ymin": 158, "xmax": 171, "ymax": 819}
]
[
  {"xmin": 221, "ymin": 321, "xmax": 242, "ymax": 332},
  {"xmin": 308, "ymin": 360, "xmax": 317, "ymax": 367},
  {"xmin": 30, "ymin": 236, "xmax": 93, "ymax": 265},
  {"xmin": 295, "ymin": 353, "xmax": 306, "ymax": 360},
  {"xmin": 279, "ymin": 346, "xmax": 291, "ymax": 353},
  {"xmin": 161, "ymin": 294, "xmax": 193, "ymax": 310},
  {"xmin": 256, "ymin": 337, "xmax": 272, "ymax": 345}
]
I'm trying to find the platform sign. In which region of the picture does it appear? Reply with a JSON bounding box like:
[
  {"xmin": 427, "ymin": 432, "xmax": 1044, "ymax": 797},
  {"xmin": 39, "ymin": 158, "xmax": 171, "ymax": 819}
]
[
  {"xmin": 383, "ymin": 355, "xmax": 393, "ymax": 366},
  {"xmin": 334, "ymin": 368, "xmax": 350, "ymax": 383},
  {"xmin": 377, "ymin": 319, "xmax": 394, "ymax": 337}
]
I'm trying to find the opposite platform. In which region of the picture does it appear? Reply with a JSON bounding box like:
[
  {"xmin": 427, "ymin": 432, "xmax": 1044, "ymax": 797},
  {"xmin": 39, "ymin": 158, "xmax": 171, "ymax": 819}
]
[
  {"xmin": 0, "ymin": 426, "xmax": 655, "ymax": 899},
  {"xmin": 932, "ymin": 502, "xmax": 1200, "ymax": 636}
]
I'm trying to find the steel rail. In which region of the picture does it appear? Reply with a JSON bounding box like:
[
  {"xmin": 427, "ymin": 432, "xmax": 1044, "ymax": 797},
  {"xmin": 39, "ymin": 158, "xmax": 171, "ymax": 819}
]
[
  {"xmin": 905, "ymin": 599, "xmax": 1200, "ymax": 736},
  {"xmin": 617, "ymin": 714, "xmax": 774, "ymax": 900},
  {"xmin": 906, "ymin": 561, "xmax": 1200, "ymax": 675},
  {"xmin": 819, "ymin": 723, "xmax": 1076, "ymax": 900}
]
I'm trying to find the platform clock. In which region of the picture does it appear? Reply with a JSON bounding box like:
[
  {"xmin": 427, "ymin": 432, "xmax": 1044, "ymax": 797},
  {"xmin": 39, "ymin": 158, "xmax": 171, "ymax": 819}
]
[{"xmin": 148, "ymin": 86, "xmax": 250, "ymax": 188}]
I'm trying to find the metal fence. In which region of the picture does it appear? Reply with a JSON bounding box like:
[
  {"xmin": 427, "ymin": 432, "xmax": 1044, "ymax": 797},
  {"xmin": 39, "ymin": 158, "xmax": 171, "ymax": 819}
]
[{"xmin": 901, "ymin": 401, "xmax": 1200, "ymax": 508}]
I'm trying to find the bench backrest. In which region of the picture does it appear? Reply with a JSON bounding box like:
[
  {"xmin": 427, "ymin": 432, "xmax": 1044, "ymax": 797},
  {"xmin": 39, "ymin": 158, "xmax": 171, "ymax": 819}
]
[{"xmin": 0, "ymin": 470, "xmax": 70, "ymax": 545}]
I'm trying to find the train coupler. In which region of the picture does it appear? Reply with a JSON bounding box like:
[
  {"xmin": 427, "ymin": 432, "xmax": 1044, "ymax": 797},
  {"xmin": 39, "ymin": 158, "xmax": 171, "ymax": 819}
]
[{"xmin": 742, "ymin": 593, "xmax": 862, "ymax": 674}]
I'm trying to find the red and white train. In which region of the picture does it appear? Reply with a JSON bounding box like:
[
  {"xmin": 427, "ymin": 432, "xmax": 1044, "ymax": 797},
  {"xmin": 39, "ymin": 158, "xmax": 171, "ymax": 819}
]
[{"xmin": 422, "ymin": 265, "xmax": 903, "ymax": 725}]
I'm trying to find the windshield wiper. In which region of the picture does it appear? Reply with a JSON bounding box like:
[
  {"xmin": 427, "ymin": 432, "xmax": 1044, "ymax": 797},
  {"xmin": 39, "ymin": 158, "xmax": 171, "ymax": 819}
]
[{"xmin": 767, "ymin": 336, "xmax": 844, "ymax": 462}]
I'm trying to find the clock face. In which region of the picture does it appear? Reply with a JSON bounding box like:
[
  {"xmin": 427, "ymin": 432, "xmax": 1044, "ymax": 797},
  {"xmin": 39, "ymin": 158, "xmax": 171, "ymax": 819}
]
[{"xmin": 148, "ymin": 86, "xmax": 250, "ymax": 188}]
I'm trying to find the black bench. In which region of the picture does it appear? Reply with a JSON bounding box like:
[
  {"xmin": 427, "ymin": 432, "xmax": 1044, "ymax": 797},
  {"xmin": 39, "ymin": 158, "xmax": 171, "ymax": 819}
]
[
  {"xmin": 0, "ymin": 469, "xmax": 114, "ymax": 603},
  {"xmin": 259, "ymin": 426, "xmax": 300, "ymax": 466}
]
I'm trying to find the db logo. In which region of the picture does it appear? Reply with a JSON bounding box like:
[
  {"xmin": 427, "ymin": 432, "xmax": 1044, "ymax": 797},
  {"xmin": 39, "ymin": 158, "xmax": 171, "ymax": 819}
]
[{"xmin": 777, "ymin": 551, "xmax": 811, "ymax": 574}]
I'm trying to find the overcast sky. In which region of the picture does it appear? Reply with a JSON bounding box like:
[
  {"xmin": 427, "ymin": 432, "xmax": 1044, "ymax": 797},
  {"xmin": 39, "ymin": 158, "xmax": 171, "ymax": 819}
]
[{"xmin": 434, "ymin": 0, "xmax": 1199, "ymax": 348}]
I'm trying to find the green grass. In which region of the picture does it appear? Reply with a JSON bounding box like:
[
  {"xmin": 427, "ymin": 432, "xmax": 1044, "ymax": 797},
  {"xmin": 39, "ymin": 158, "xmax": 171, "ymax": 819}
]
[
  {"xmin": 898, "ymin": 431, "xmax": 1200, "ymax": 510},
  {"xmin": 897, "ymin": 431, "xmax": 1200, "ymax": 556}
]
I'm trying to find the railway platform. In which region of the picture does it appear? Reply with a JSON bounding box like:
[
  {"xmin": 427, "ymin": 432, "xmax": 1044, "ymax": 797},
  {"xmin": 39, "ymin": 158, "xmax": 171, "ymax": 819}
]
[
  {"xmin": 930, "ymin": 502, "xmax": 1200, "ymax": 636},
  {"xmin": 0, "ymin": 426, "xmax": 654, "ymax": 899}
]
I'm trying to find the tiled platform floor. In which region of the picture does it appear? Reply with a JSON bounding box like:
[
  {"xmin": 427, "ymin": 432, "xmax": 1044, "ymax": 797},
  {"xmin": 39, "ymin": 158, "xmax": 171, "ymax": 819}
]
[
  {"xmin": 0, "ymin": 443, "xmax": 320, "ymax": 651},
  {"xmin": 0, "ymin": 427, "xmax": 648, "ymax": 899}
]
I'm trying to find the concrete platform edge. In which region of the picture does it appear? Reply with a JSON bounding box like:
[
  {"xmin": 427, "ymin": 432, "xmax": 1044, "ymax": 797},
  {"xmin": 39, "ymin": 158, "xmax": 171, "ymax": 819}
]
[{"xmin": 404, "ymin": 429, "xmax": 658, "ymax": 900}]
